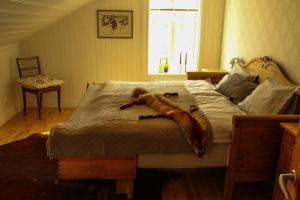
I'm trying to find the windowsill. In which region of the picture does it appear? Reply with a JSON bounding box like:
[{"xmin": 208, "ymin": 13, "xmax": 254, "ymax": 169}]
[{"xmin": 148, "ymin": 73, "xmax": 187, "ymax": 76}]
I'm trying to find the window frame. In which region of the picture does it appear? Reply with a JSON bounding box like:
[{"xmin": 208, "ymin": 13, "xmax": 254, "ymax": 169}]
[{"xmin": 146, "ymin": 0, "xmax": 202, "ymax": 75}]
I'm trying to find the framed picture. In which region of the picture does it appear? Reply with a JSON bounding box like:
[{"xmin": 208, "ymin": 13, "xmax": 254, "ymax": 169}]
[{"xmin": 97, "ymin": 10, "xmax": 133, "ymax": 38}]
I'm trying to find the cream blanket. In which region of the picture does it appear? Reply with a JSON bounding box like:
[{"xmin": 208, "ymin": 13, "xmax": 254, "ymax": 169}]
[{"xmin": 47, "ymin": 81, "xmax": 212, "ymax": 158}]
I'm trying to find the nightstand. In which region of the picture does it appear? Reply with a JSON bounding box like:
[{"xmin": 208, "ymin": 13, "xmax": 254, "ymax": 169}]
[{"xmin": 272, "ymin": 122, "xmax": 298, "ymax": 200}]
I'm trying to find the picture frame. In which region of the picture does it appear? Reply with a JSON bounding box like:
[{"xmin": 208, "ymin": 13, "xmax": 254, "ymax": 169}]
[{"xmin": 97, "ymin": 10, "xmax": 133, "ymax": 38}]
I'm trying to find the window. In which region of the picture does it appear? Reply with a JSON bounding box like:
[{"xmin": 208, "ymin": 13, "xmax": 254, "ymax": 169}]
[{"xmin": 148, "ymin": 0, "xmax": 201, "ymax": 74}]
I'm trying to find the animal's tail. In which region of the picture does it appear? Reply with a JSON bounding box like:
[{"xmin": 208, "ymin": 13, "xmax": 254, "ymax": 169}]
[{"xmin": 132, "ymin": 87, "xmax": 148, "ymax": 98}]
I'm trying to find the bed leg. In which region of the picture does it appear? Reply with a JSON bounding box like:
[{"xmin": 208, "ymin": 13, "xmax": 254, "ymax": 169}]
[
  {"xmin": 116, "ymin": 178, "xmax": 134, "ymax": 199},
  {"xmin": 223, "ymin": 170, "xmax": 234, "ymax": 200}
]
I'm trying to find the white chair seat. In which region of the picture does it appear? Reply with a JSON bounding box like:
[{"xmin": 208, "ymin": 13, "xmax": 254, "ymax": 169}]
[{"xmin": 17, "ymin": 75, "xmax": 64, "ymax": 89}]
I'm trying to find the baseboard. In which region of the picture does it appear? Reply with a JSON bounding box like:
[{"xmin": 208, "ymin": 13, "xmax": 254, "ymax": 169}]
[{"xmin": 0, "ymin": 107, "xmax": 19, "ymax": 127}]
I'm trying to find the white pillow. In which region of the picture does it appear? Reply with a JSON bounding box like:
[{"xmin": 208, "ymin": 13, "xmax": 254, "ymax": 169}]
[
  {"xmin": 230, "ymin": 65, "xmax": 258, "ymax": 82},
  {"xmin": 238, "ymin": 79, "xmax": 295, "ymax": 115},
  {"xmin": 216, "ymin": 66, "xmax": 258, "ymax": 88},
  {"xmin": 216, "ymin": 74, "xmax": 229, "ymax": 88}
]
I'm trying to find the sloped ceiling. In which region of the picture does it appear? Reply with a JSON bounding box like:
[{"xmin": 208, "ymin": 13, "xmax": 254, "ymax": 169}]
[{"xmin": 0, "ymin": 0, "xmax": 91, "ymax": 46}]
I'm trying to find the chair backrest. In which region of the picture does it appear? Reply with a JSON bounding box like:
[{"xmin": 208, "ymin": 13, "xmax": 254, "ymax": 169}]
[{"xmin": 16, "ymin": 56, "xmax": 41, "ymax": 78}]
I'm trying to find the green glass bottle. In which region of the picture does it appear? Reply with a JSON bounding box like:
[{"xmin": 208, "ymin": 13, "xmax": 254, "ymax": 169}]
[
  {"xmin": 164, "ymin": 58, "xmax": 169, "ymax": 73},
  {"xmin": 158, "ymin": 58, "xmax": 163, "ymax": 73}
]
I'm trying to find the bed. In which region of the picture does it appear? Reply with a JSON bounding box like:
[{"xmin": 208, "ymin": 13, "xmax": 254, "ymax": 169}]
[{"xmin": 48, "ymin": 56, "xmax": 300, "ymax": 199}]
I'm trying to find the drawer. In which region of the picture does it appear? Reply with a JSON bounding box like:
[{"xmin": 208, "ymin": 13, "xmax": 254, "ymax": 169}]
[{"xmin": 58, "ymin": 155, "xmax": 136, "ymax": 179}]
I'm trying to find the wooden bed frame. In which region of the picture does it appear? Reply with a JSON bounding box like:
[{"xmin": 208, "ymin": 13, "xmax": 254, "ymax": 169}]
[
  {"xmin": 58, "ymin": 155, "xmax": 136, "ymax": 198},
  {"xmin": 58, "ymin": 56, "xmax": 300, "ymax": 199}
]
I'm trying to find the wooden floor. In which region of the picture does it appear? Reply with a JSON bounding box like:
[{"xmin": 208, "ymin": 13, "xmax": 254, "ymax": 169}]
[
  {"xmin": 0, "ymin": 108, "xmax": 273, "ymax": 200},
  {"xmin": 0, "ymin": 108, "xmax": 73, "ymax": 145}
]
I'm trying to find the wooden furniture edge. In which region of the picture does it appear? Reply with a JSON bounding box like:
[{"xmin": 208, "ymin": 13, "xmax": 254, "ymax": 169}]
[
  {"xmin": 242, "ymin": 56, "xmax": 296, "ymax": 86},
  {"xmin": 280, "ymin": 122, "xmax": 299, "ymax": 137},
  {"xmin": 187, "ymin": 71, "xmax": 228, "ymax": 84},
  {"xmin": 58, "ymin": 155, "xmax": 137, "ymax": 199},
  {"xmin": 223, "ymin": 115, "xmax": 299, "ymax": 200},
  {"xmin": 16, "ymin": 56, "xmax": 41, "ymax": 78},
  {"xmin": 296, "ymin": 102, "xmax": 300, "ymax": 116},
  {"xmin": 232, "ymin": 115, "xmax": 300, "ymax": 124}
]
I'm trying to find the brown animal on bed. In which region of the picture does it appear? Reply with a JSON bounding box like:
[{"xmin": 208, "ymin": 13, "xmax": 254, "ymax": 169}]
[{"xmin": 120, "ymin": 87, "xmax": 207, "ymax": 157}]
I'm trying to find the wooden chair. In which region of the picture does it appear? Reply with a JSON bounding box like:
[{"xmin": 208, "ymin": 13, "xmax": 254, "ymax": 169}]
[{"xmin": 16, "ymin": 56, "xmax": 64, "ymax": 119}]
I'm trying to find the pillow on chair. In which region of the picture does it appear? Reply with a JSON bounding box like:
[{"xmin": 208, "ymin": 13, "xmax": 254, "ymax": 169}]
[{"xmin": 17, "ymin": 75, "xmax": 64, "ymax": 89}]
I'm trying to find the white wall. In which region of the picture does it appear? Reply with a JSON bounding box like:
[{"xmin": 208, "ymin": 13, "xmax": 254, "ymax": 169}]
[
  {"xmin": 20, "ymin": 0, "xmax": 225, "ymax": 107},
  {"xmin": 199, "ymin": 0, "xmax": 225, "ymax": 69},
  {"xmin": 0, "ymin": 0, "xmax": 91, "ymax": 46},
  {"xmin": 20, "ymin": 0, "xmax": 148, "ymax": 107},
  {"xmin": 0, "ymin": 44, "xmax": 21, "ymax": 126},
  {"xmin": 221, "ymin": 0, "xmax": 300, "ymax": 84}
]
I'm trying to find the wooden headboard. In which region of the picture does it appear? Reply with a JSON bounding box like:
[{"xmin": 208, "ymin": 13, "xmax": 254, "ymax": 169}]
[
  {"xmin": 231, "ymin": 56, "xmax": 300, "ymax": 114},
  {"xmin": 231, "ymin": 56, "xmax": 296, "ymax": 87}
]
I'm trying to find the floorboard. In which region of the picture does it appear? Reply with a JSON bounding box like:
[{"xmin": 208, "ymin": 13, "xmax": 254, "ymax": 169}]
[
  {"xmin": 0, "ymin": 108, "xmax": 73, "ymax": 145},
  {"xmin": 0, "ymin": 108, "xmax": 273, "ymax": 200}
]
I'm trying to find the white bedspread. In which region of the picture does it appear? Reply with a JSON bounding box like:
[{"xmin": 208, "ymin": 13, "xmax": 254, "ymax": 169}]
[
  {"xmin": 184, "ymin": 80, "xmax": 246, "ymax": 143},
  {"xmin": 48, "ymin": 80, "xmax": 245, "ymax": 159}
]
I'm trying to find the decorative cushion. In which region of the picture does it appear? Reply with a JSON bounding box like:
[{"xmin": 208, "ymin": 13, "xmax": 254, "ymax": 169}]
[
  {"xmin": 216, "ymin": 66, "xmax": 258, "ymax": 88},
  {"xmin": 216, "ymin": 73, "xmax": 257, "ymax": 104},
  {"xmin": 17, "ymin": 75, "xmax": 64, "ymax": 89},
  {"xmin": 216, "ymin": 74, "xmax": 229, "ymax": 88},
  {"xmin": 230, "ymin": 65, "xmax": 258, "ymax": 82},
  {"xmin": 238, "ymin": 79, "xmax": 295, "ymax": 115}
]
